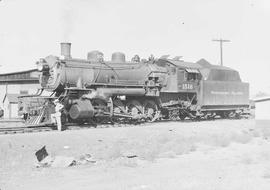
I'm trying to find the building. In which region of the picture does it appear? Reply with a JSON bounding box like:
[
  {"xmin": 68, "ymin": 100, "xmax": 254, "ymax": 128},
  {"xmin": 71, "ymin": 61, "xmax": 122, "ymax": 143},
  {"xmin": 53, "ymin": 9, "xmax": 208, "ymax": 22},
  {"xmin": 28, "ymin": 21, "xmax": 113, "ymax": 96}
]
[
  {"xmin": 0, "ymin": 69, "xmax": 40, "ymax": 119},
  {"xmin": 3, "ymin": 94, "xmax": 20, "ymax": 118},
  {"xmin": 253, "ymin": 96, "xmax": 270, "ymax": 120}
]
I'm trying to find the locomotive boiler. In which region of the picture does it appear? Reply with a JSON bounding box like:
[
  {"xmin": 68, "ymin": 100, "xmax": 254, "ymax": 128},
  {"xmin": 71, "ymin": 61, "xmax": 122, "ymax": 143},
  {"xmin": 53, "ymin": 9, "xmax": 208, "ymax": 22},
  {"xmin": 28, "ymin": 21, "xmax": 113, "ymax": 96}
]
[{"xmin": 24, "ymin": 43, "xmax": 250, "ymax": 126}]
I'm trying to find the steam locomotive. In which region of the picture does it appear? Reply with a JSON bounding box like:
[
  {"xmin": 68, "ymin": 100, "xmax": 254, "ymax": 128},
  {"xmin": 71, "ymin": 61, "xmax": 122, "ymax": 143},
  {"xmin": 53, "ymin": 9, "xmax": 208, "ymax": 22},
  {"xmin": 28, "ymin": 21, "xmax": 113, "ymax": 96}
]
[{"xmin": 23, "ymin": 43, "xmax": 249, "ymax": 125}]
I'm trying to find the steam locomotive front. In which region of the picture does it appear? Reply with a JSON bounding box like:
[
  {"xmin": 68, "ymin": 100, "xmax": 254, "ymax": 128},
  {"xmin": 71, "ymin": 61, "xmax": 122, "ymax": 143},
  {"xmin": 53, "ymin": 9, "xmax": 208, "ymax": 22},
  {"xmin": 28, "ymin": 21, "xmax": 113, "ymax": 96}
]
[
  {"xmin": 37, "ymin": 55, "xmax": 63, "ymax": 91},
  {"xmin": 35, "ymin": 43, "xmax": 167, "ymax": 123},
  {"xmin": 37, "ymin": 43, "xmax": 95, "ymax": 92},
  {"xmin": 37, "ymin": 43, "xmax": 72, "ymax": 91}
]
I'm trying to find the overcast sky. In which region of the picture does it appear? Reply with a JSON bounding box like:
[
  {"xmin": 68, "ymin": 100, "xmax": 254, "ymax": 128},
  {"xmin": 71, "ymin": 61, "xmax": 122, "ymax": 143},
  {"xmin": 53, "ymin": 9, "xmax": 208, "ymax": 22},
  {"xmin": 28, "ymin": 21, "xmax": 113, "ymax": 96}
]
[{"xmin": 0, "ymin": 0, "xmax": 269, "ymax": 96}]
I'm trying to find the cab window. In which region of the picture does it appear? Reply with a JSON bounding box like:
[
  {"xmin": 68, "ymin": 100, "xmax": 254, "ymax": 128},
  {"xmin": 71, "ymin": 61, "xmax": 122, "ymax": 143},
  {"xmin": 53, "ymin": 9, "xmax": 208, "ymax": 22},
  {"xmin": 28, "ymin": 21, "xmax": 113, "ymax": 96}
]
[
  {"xmin": 177, "ymin": 69, "xmax": 185, "ymax": 81},
  {"xmin": 186, "ymin": 72, "xmax": 200, "ymax": 81},
  {"xmin": 187, "ymin": 73, "xmax": 197, "ymax": 81}
]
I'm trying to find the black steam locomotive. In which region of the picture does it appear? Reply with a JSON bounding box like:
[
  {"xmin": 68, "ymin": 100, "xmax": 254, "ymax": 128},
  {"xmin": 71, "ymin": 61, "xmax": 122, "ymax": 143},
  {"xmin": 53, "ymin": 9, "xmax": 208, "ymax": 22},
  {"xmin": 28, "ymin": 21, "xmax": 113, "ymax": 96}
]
[{"xmin": 23, "ymin": 43, "xmax": 249, "ymax": 125}]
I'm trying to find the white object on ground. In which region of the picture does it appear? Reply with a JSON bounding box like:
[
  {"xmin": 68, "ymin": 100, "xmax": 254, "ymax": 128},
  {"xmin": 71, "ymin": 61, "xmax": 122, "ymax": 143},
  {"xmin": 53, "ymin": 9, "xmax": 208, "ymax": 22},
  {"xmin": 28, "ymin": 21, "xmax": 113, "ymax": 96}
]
[{"xmin": 51, "ymin": 156, "xmax": 76, "ymax": 168}]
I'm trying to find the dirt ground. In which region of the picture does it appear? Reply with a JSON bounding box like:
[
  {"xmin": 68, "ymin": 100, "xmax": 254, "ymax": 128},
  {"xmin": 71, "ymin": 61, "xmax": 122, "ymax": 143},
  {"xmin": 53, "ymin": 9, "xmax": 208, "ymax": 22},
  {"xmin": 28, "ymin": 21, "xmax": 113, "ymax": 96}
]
[{"xmin": 1, "ymin": 119, "xmax": 270, "ymax": 190}]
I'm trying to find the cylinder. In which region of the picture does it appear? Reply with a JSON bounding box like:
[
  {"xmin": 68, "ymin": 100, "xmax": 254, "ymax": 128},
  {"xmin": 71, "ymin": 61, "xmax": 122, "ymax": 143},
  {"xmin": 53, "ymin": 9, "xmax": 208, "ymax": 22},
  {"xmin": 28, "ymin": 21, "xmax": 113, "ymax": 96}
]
[
  {"xmin": 69, "ymin": 100, "xmax": 94, "ymax": 120},
  {"xmin": 60, "ymin": 42, "xmax": 71, "ymax": 59}
]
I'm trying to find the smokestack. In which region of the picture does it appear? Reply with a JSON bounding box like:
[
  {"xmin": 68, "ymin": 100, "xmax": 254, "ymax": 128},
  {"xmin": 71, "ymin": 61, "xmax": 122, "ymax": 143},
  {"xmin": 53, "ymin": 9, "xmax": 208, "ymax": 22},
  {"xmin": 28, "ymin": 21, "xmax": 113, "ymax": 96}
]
[{"xmin": 60, "ymin": 42, "xmax": 71, "ymax": 59}]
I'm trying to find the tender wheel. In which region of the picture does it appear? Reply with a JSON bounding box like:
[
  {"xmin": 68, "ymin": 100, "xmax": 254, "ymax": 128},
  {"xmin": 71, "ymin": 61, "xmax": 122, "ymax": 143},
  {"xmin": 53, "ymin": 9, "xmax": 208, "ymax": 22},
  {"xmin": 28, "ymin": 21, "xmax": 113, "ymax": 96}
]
[
  {"xmin": 169, "ymin": 109, "xmax": 179, "ymax": 120},
  {"xmin": 143, "ymin": 100, "xmax": 158, "ymax": 121},
  {"xmin": 179, "ymin": 114, "xmax": 186, "ymax": 120},
  {"xmin": 179, "ymin": 111, "xmax": 187, "ymax": 120},
  {"xmin": 220, "ymin": 111, "xmax": 229, "ymax": 119}
]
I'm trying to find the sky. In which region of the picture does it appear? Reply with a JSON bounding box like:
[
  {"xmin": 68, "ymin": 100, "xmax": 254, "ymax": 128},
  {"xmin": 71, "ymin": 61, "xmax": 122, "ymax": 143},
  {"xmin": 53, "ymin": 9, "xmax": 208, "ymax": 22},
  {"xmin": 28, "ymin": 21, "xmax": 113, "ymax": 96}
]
[{"xmin": 0, "ymin": 0, "xmax": 269, "ymax": 96}]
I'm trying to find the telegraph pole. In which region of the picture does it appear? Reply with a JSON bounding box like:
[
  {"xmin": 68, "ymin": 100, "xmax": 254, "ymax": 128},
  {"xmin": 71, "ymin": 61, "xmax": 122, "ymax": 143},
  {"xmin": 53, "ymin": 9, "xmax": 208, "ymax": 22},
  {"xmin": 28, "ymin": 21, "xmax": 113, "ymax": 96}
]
[{"xmin": 212, "ymin": 39, "xmax": 230, "ymax": 66}]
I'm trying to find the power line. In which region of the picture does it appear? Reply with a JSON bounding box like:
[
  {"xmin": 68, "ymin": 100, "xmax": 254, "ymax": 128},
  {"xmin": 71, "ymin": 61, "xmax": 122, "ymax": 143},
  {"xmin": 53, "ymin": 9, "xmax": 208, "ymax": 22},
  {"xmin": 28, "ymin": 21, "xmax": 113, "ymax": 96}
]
[{"xmin": 212, "ymin": 39, "xmax": 230, "ymax": 66}]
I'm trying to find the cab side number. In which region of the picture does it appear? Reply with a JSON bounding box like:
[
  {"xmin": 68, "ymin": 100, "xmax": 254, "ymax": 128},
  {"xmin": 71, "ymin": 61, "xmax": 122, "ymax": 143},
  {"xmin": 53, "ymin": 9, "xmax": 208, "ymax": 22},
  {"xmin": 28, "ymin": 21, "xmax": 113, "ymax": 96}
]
[{"xmin": 182, "ymin": 83, "xmax": 193, "ymax": 90}]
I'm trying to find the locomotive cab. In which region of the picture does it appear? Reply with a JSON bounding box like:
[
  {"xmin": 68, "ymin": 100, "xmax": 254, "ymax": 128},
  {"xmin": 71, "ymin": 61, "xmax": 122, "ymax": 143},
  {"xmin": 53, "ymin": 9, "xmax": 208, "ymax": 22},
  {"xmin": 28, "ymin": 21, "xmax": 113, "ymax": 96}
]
[
  {"xmin": 178, "ymin": 68, "xmax": 201, "ymax": 91},
  {"xmin": 155, "ymin": 58, "xmax": 203, "ymax": 119},
  {"xmin": 156, "ymin": 59, "xmax": 202, "ymax": 93}
]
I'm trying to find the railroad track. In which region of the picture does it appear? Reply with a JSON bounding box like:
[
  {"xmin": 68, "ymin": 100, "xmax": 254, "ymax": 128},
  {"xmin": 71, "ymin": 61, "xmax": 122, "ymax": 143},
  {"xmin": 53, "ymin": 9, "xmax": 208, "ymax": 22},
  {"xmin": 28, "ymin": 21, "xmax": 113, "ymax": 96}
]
[
  {"xmin": 0, "ymin": 125, "xmax": 53, "ymax": 135},
  {"xmin": 0, "ymin": 117, "xmax": 250, "ymax": 135},
  {"xmin": 0, "ymin": 123, "xmax": 139, "ymax": 135},
  {"xmin": 0, "ymin": 119, "xmax": 160, "ymax": 135}
]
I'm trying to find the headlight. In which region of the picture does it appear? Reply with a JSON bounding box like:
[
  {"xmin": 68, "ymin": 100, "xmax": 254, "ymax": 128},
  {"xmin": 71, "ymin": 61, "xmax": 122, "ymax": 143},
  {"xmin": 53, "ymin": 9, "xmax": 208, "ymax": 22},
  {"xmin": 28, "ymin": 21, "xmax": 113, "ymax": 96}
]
[
  {"xmin": 36, "ymin": 59, "xmax": 49, "ymax": 72},
  {"xmin": 37, "ymin": 62, "xmax": 44, "ymax": 71},
  {"xmin": 36, "ymin": 63, "xmax": 50, "ymax": 73},
  {"xmin": 37, "ymin": 59, "xmax": 45, "ymax": 71}
]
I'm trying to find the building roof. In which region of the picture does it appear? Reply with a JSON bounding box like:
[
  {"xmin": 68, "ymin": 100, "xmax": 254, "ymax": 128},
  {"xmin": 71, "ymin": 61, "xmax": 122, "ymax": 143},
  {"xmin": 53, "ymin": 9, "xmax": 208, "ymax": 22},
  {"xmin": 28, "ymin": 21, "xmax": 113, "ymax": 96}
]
[
  {"xmin": 0, "ymin": 69, "xmax": 39, "ymax": 84},
  {"xmin": 0, "ymin": 69, "xmax": 37, "ymax": 76},
  {"xmin": 3, "ymin": 94, "xmax": 20, "ymax": 104}
]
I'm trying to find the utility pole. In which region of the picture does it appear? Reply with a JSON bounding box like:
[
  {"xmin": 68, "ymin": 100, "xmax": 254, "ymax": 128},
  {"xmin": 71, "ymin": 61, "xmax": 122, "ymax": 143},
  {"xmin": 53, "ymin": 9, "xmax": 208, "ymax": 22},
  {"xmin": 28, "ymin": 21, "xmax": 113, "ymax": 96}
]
[{"xmin": 212, "ymin": 39, "xmax": 230, "ymax": 66}]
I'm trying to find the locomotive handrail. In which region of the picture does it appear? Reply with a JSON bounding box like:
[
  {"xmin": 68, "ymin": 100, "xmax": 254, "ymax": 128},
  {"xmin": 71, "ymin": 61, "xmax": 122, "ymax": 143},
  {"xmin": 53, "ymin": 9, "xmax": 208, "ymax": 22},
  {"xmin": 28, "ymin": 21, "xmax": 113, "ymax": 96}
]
[
  {"xmin": 64, "ymin": 87, "xmax": 92, "ymax": 91},
  {"xmin": 65, "ymin": 62, "xmax": 145, "ymax": 70},
  {"xmin": 84, "ymin": 83, "xmax": 160, "ymax": 88},
  {"xmin": 85, "ymin": 83, "xmax": 146, "ymax": 87}
]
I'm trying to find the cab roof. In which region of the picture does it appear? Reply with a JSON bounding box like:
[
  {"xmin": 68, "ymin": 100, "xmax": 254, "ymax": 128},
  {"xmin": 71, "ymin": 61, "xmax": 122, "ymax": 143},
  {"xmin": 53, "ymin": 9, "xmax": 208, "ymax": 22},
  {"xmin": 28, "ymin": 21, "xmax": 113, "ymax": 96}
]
[{"xmin": 156, "ymin": 58, "xmax": 242, "ymax": 82}]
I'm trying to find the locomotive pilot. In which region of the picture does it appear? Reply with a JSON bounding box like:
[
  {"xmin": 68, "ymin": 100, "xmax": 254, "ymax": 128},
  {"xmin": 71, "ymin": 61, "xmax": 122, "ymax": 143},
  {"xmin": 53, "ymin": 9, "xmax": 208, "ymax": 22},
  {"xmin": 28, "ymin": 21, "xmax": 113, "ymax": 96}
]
[{"xmin": 51, "ymin": 99, "xmax": 64, "ymax": 131}]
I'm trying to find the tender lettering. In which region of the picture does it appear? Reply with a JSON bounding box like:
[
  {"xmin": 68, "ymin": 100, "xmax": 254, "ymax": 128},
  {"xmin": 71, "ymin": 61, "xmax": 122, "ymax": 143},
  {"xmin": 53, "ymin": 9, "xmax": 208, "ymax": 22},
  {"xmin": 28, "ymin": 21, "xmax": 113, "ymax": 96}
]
[{"xmin": 210, "ymin": 91, "xmax": 244, "ymax": 95}]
